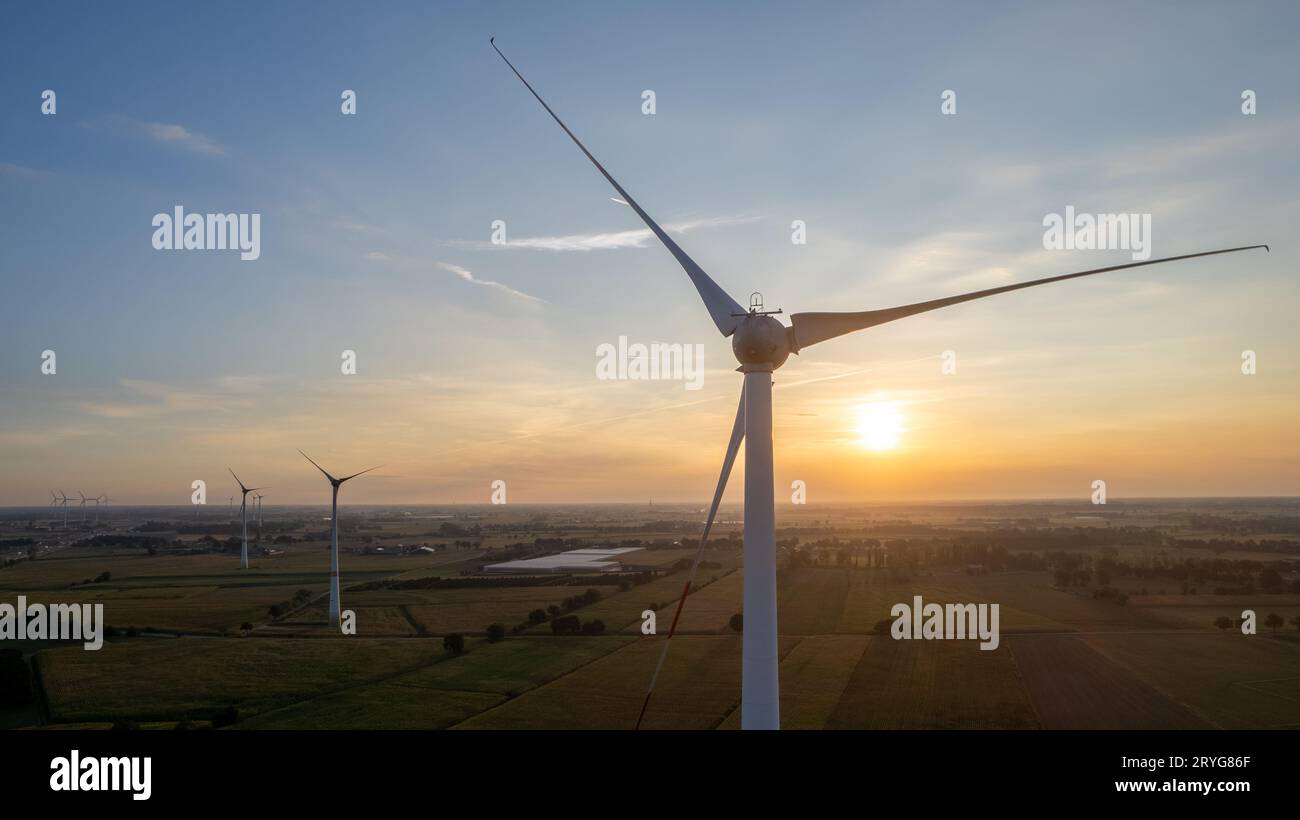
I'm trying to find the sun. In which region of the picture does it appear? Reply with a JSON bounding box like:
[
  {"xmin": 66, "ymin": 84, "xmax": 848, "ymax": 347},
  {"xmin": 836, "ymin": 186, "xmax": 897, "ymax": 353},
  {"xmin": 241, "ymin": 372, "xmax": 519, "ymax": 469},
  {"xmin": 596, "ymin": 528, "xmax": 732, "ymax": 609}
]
[{"xmin": 855, "ymin": 399, "xmax": 906, "ymax": 452}]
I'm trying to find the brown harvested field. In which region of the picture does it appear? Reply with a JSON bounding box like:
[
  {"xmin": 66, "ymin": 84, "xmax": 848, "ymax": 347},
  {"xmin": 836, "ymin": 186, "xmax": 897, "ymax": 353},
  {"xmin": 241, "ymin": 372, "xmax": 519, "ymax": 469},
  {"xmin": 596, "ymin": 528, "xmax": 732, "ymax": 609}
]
[
  {"xmin": 938, "ymin": 571, "xmax": 1156, "ymax": 631},
  {"xmin": 826, "ymin": 637, "xmax": 1039, "ymax": 728},
  {"xmin": 776, "ymin": 568, "xmax": 850, "ymax": 634},
  {"xmin": 720, "ymin": 635, "xmax": 868, "ymax": 729},
  {"xmin": 1009, "ymin": 635, "xmax": 1209, "ymax": 729},
  {"xmin": 239, "ymin": 685, "xmax": 505, "ymax": 729},
  {"xmin": 1082, "ymin": 632, "xmax": 1300, "ymax": 728},
  {"xmin": 456, "ymin": 635, "xmax": 799, "ymax": 729},
  {"xmin": 629, "ymin": 568, "xmax": 741, "ymax": 634}
]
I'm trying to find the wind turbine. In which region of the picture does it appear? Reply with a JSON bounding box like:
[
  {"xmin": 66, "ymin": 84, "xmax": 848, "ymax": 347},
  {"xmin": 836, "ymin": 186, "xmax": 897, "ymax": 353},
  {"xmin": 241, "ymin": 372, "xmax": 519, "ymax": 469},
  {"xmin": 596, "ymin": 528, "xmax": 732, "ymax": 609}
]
[
  {"xmin": 96, "ymin": 494, "xmax": 111, "ymax": 525},
  {"xmin": 298, "ymin": 450, "xmax": 381, "ymax": 627},
  {"xmin": 491, "ymin": 39, "xmax": 1269, "ymax": 730},
  {"xmin": 76, "ymin": 492, "xmax": 89, "ymax": 524},
  {"xmin": 229, "ymin": 470, "xmax": 264, "ymax": 570},
  {"xmin": 255, "ymin": 494, "xmax": 264, "ymax": 542},
  {"xmin": 55, "ymin": 489, "xmax": 71, "ymax": 529}
]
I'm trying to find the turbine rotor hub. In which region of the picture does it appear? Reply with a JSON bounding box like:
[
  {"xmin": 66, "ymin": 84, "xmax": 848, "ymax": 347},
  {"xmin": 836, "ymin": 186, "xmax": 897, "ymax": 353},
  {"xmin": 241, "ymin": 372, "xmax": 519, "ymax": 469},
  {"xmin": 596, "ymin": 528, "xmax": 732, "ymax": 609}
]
[{"xmin": 731, "ymin": 313, "xmax": 791, "ymax": 369}]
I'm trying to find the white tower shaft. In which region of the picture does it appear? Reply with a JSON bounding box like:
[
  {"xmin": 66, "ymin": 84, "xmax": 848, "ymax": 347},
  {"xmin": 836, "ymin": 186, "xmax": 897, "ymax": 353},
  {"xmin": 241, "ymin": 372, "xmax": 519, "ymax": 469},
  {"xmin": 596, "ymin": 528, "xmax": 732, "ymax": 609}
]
[
  {"xmin": 240, "ymin": 496, "xmax": 249, "ymax": 569},
  {"xmin": 741, "ymin": 368, "xmax": 779, "ymax": 729},
  {"xmin": 329, "ymin": 485, "xmax": 341, "ymax": 626}
]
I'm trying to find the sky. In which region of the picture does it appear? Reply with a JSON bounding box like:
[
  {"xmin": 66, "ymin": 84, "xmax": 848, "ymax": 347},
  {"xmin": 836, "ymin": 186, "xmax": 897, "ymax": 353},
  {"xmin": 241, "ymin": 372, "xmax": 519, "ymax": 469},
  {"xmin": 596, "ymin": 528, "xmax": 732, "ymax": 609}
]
[{"xmin": 0, "ymin": 1, "xmax": 1297, "ymax": 505}]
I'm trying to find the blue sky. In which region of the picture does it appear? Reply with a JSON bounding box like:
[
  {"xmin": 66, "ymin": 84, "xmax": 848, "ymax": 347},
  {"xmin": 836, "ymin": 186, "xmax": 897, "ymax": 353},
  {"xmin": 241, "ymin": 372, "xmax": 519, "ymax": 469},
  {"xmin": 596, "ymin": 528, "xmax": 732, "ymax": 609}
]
[{"xmin": 1, "ymin": 1, "xmax": 1297, "ymax": 504}]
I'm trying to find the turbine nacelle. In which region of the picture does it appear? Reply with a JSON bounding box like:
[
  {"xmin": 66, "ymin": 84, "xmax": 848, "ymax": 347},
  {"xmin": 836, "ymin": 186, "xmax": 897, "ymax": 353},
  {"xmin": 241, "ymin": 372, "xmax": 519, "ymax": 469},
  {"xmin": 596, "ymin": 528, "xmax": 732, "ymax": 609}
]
[{"xmin": 731, "ymin": 313, "xmax": 791, "ymax": 370}]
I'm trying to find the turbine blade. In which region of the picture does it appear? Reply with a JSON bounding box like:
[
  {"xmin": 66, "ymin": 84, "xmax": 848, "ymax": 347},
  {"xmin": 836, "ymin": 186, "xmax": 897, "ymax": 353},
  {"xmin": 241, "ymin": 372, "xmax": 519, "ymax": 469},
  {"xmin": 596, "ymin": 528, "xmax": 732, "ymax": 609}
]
[
  {"xmin": 228, "ymin": 467, "xmax": 248, "ymax": 493},
  {"xmin": 491, "ymin": 38, "xmax": 744, "ymax": 337},
  {"xmin": 297, "ymin": 449, "xmax": 338, "ymax": 483},
  {"xmin": 788, "ymin": 245, "xmax": 1270, "ymax": 352},
  {"xmin": 339, "ymin": 465, "xmax": 383, "ymax": 483},
  {"xmin": 636, "ymin": 383, "xmax": 746, "ymax": 729}
]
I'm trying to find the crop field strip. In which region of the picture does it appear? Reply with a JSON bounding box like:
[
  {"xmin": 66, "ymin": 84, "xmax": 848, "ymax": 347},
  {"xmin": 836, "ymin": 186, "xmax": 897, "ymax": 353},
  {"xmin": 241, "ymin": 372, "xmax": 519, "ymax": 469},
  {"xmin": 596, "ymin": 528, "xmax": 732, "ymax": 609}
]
[{"xmin": 13, "ymin": 544, "xmax": 1300, "ymax": 729}]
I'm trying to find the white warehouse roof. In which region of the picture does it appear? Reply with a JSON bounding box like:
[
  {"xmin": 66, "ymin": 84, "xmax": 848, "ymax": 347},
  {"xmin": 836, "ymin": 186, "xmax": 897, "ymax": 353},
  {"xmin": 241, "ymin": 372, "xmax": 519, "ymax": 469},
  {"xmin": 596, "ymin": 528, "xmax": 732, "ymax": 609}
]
[{"xmin": 484, "ymin": 547, "xmax": 641, "ymax": 574}]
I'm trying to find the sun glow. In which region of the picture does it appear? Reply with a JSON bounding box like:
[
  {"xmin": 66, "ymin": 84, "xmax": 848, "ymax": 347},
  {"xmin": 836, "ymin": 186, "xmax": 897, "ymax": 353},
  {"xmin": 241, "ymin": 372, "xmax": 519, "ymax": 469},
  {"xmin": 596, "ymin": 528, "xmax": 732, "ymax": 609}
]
[{"xmin": 855, "ymin": 399, "xmax": 906, "ymax": 452}]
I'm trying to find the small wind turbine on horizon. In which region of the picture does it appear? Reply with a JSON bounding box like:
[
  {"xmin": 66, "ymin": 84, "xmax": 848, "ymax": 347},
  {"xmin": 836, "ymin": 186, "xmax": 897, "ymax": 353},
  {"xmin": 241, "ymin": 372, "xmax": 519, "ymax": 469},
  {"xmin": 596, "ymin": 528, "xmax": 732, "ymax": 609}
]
[
  {"xmin": 491, "ymin": 38, "xmax": 1269, "ymax": 730},
  {"xmin": 298, "ymin": 450, "xmax": 382, "ymax": 628},
  {"xmin": 229, "ymin": 469, "xmax": 264, "ymax": 570},
  {"xmin": 55, "ymin": 490, "xmax": 71, "ymax": 529}
]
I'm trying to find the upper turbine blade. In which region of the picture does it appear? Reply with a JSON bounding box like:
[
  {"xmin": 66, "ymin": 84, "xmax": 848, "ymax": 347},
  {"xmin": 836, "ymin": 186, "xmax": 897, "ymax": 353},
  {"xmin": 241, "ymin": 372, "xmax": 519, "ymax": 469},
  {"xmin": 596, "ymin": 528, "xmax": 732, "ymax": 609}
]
[
  {"xmin": 490, "ymin": 38, "xmax": 745, "ymax": 337},
  {"xmin": 297, "ymin": 449, "xmax": 338, "ymax": 483},
  {"xmin": 339, "ymin": 465, "xmax": 383, "ymax": 483},
  {"xmin": 228, "ymin": 467, "xmax": 249, "ymax": 493},
  {"xmin": 789, "ymin": 245, "xmax": 1269, "ymax": 352}
]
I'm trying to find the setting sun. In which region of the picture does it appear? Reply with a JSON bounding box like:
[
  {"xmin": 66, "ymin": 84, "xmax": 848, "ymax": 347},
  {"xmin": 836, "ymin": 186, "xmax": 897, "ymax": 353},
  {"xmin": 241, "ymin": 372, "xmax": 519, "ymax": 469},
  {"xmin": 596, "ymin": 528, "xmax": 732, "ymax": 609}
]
[{"xmin": 855, "ymin": 399, "xmax": 906, "ymax": 452}]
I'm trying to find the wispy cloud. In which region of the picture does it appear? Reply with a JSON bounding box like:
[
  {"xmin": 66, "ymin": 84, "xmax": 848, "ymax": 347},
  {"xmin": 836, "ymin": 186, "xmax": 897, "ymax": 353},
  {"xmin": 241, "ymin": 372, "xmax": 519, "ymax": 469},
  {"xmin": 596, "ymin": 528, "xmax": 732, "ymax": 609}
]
[
  {"xmin": 0, "ymin": 162, "xmax": 55, "ymax": 179},
  {"xmin": 87, "ymin": 115, "xmax": 225, "ymax": 156},
  {"xmin": 436, "ymin": 262, "xmax": 546, "ymax": 303},
  {"xmin": 79, "ymin": 379, "xmax": 249, "ymax": 419},
  {"xmin": 444, "ymin": 215, "xmax": 760, "ymax": 252}
]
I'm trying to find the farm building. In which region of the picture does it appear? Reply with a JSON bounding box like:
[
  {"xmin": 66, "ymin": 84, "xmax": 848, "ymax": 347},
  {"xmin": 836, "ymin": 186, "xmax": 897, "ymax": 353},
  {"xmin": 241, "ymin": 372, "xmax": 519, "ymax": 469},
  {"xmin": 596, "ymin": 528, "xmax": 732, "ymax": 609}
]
[{"xmin": 484, "ymin": 547, "xmax": 641, "ymax": 574}]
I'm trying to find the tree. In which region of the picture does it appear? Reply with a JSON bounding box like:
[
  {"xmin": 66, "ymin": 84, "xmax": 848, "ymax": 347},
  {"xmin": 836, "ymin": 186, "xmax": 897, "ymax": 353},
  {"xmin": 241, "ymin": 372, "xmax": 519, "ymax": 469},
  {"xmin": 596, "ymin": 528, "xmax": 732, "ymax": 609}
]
[
  {"xmin": 580, "ymin": 619, "xmax": 606, "ymax": 635},
  {"xmin": 1265, "ymin": 612, "xmax": 1284, "ymax": 632},
  {"xmin": 239, "ymin": 622, "xmax": 254, "ymax": 633},
  {"xmin": 0, "ymin": 649, "xmax": 33, "ymax": 708},
  {"xmin": 443, "ymin": 633, "xmax": 466, "ymax": 654},
  {"xmin": 550, "ymin": 615, "xmax": 581, "ymax": 635},
  {"xmin": 729, "ymin": 613, "xmax": 743, "ymax": 633},
  {"xmin": 211, "ymin": 706, "xmax": 239, "ymax": 728},
  {"xmin": 527, "ymin": 608, "xmax": 547, "ymax": 624},
  {"xmin": 1213, "ymin": 616, "xmax": 1233, "ymax": 631},
  {"xmin": 486, "ymin": 623, "xmax": 506, "ymax": 642}
]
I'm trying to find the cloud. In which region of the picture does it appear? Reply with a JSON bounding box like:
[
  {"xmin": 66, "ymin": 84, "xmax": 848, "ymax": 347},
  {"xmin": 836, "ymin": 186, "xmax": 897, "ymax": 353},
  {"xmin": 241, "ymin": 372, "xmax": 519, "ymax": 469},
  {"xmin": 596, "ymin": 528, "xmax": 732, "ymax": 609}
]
[
  {"xmin": 0, "ymin": 162, "xmax": 55, "ymax": 179},
  {"xmin": 444, "ymin": 215, "xmax": 760, "ymax": 252},
  {"xmin": 78, "ymin": 379, "xmax": 250, "ymax": 419},
  {"xmin": 0, "ymin": 426, "xmax": 94, "ymax": 448},
  {"xmin": 436, "ymin": 262, "xmax": 546, "ymax": 303},
  {"xmin": 88, "ymin": 116, "xmax": 225, "ymax": 156}
]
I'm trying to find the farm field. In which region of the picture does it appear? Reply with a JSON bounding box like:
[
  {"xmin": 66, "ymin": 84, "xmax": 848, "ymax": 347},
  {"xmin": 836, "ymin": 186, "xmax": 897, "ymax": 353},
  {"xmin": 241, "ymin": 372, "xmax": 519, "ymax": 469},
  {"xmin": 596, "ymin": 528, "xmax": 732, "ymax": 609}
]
[
  {"xmin": 824, "ymin": 636, "xmax": 1039, "ymax": 729},
  {"xmin": 1008, "ymin": 636, "xmax": 1209, "ymax": 728},
  {"xmin": 1081, "ymin": 632, "xmax": 1300, "ymax": 728},
  {"xmin": 5, "ymin": 499, "xmax": 1300, "ymax": 730}
]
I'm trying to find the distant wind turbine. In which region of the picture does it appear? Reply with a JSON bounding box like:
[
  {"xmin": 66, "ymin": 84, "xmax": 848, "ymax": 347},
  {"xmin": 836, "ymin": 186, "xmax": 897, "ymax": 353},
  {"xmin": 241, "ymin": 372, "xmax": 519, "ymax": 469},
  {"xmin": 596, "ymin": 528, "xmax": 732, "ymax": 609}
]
[
  {"xmin": 229, "ymin": 469, "xmax": 264, "ymax": 570},
  {"xmin": 55, "ymin": 489, "xmax": 71, "ymax": 529},
  {"xmin": 298, "ymin": 450, "xmax": 381, "ymax": 627},
  {"xmin": 491, "ymin": 37, "xmax": 1269, "ymax": 730}
]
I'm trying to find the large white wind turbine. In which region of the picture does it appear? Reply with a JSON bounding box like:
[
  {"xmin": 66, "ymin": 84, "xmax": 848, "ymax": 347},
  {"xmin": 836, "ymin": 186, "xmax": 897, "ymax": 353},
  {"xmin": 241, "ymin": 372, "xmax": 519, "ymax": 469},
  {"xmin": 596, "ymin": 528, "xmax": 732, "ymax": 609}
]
[
  {"xmin": 229, "ymin": 469, "xmax": 264, "ymax": 570},
  {"xmin": 492, "ymin": 39, "xmax": 1268, "ymax": 730},
  {"xmin": 298, "ymin": 450, "xmax": 381, "ymax": 628}
]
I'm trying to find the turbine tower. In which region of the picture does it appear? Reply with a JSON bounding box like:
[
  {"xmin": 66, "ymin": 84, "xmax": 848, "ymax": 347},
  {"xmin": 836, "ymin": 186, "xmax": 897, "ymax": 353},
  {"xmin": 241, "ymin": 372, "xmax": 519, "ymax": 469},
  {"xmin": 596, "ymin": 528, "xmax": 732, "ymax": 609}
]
[
  {"xmin": 229, "ymin": 469, "xmax": 264, "ymax": 570},
  {"xmin": 55, "ymin": 490, "xmax": 71, "ymax": 529},
  {"xmin": 255, "ymin": 494, "xmax": 264, "ymax": 542},
  {"xmin": 491, "ymin": 38, "xmax": 1268, "ymax": 729},
  {"xmin": 298, "ymin": 450, "xmax": 381, "ymax": 628}
]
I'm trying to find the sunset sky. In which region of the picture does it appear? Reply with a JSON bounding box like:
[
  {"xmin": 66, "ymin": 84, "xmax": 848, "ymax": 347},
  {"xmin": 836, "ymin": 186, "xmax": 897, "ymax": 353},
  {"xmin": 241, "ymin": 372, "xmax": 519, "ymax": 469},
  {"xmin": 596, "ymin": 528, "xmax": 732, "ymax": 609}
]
[{"xmin": 1, "ymin": 1, "xmax": 1297, "ymax": 505}]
